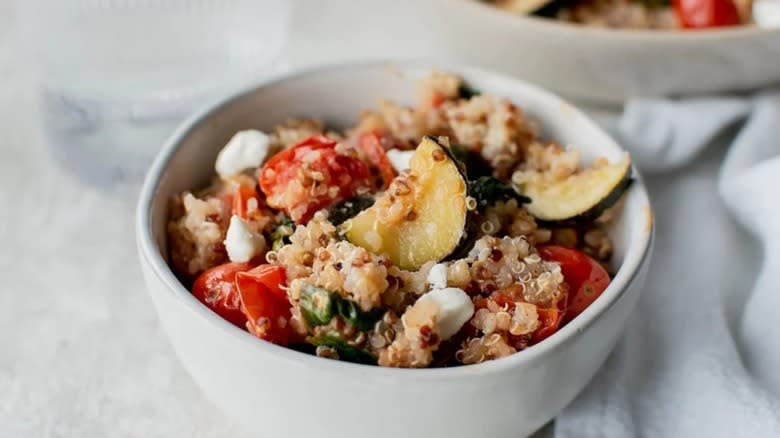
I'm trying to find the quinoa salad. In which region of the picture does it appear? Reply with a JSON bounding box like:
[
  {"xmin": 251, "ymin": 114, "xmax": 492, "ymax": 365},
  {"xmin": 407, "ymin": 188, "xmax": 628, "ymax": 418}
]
[
  {"xmin": 167, "ymin": 72, "xmax": 632, "ymax": 368},
  {"xmin": 488, "ymin": 0, "xmax": 754, "ymax": 29}
]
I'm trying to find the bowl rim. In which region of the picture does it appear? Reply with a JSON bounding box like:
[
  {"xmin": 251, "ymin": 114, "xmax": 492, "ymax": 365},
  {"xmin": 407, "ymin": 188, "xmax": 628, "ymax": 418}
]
[
  {"xmin": 136, "ymin": 60, "xmax": 654, "ymax": 380},
  {"xmin": 460, "ymin": 0, "xmax": 780, "ymax": 39}
]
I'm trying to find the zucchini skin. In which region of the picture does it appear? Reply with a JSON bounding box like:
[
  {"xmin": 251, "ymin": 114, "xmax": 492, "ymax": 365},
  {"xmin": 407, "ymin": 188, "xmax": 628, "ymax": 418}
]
[
  {"xmin": 271, "ymin": 215, "xmax": 295, "ymax": 251},
  {"xmin": 327, "ymin": 196, "xmax": 375, "ymax": 226},
  {"xmin": 450, "ymin": 143, "xmax": 493, "ymax": 179},
  {"xmin": 470, "ymin": 176, "xmax": 531, "ymax": 209},
  {"xmin": 446, "ymin": 177, "xmax": 532, "ymax": 261},
  {"xmin": 537, "ymin": 173, "xmax": 634, "ymax": 227},
  {"xmin": 443, "ymin": 138, "xmax": 535, "ymax": 261},
  {"xmin": 427, "ymin": 135, "xmax": 469, "ymax": 181},
  {"xmin": 426, "ymin": 136, "xmax": 478, "ymax": 261},
  {"xmin": 445, "ymin": 211, "xmax": 482, "ymax": 262},
  {"xmin": 533, "ymin": 0, "xmax": 571, "ymax": 18},
  {"xmin": 522, "ymin": 155, "xmax": 633, "ymax": 225}
]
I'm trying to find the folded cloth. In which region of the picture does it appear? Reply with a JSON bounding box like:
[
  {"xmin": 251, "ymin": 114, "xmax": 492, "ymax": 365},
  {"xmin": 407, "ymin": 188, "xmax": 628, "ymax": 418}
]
[{"xmin": 555, "ymin": 91, "xmax": 780, "ymax": 438}]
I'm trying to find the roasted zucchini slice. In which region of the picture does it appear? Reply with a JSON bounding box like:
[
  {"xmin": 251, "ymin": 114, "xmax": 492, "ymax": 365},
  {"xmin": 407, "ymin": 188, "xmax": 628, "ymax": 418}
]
[
  {"xmin": 522, "ymin": 157, "xmax": 632, "ymax": 223},
  {"xmin": 344, "ymin": 136, "xmax": 469, "ymax": 270}
]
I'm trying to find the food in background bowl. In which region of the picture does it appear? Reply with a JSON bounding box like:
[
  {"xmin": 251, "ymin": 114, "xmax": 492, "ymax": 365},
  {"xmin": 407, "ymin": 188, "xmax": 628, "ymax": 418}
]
[
  {"xmin": 166, "ymin": 72, "xmax": 632, "ymax": 368},
  {"xmin": 489, "ymin": 0, "xmax": 755, "ymax": 29}
]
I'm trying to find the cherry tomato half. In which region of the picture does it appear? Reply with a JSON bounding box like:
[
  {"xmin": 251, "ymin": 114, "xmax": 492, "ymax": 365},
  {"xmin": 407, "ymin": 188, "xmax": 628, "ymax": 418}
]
[
  {"xmin": 539, "ymin": 245, "xmax": 610, "ymax": 323},
  {"xmin": 236, "ymin": 264, "xmax": 287, "ymax": 301},
  {"xmin": 191, "ymin": 262, "xmax": 253, "ymax": 328},
  {"xmin": 474, "ymin": 289, "xmax": 565, "ymax": 347},
  {"xmin": 259, "ymin": 135, "xmax": 372, "ymax": 224},
  {"xmin": 356, "ymin": 131, "xmax": 397, "ymax": 189},
  {"xmin": 673, "ymin": 0, "xmax": 741, "ymax": 28},
  {"xmin": 236, "ymin": 264, "xmax": 291, "ymax": 345}
]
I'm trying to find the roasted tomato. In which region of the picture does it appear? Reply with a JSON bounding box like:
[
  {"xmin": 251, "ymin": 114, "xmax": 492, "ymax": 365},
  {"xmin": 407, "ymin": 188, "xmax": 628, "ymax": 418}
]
[
  {"xmin": 539, "ymin": 245, "xmax": 610, "ymax": 323},
  {"xmin": 430, "ymin": 92, "xmax": 447, "ymax": 108},
  {"xmin": 231, "ymin": 183, "xmax": 261, "ymax": 220},
  {"xmin": 236, "ymin": 264, "xmax": 292, "ymax": 345},
  {"xmin": 673, "ymin": 0, "xmax": 741, "ymax": 28},
  {"xmin": 258, "ymin": 135, "xmax": 372, "ymax": 224},
  {"xmin": 474, "ymin": 287, "xmax": 566, "ymax": 347},
  {"xmin": 530, "ymin": 308, "xmax": 564, "ymax": 344},
  {"xmin": 191, "ymin": 262, "xmax": 253, "ymax": 328},
  {"xmin": 356, "ymin": 131, "xmax": 397, "ymax": 189}
]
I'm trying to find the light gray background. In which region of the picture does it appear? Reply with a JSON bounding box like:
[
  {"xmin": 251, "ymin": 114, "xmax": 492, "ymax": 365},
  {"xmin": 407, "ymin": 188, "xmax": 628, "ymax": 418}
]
[{"xmin": 0, "ymin": 1, "xmax": 757, "ymax": 437}]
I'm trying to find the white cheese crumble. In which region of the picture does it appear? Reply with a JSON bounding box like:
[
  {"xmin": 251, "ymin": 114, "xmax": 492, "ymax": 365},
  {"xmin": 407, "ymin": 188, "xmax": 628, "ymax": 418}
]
[
  {"xmin": 418, "ymin": 287, "xmax": 475, "ymax": 340},
  {"xmin": 386, "ymin": 149, "xmax": 414, "ymax": 172},
  {"xmin": 215, "ymin": 130, "xmax": 270, "ymax": 178},
  {"xmin": 754, "ymin": 0, "xmax": 780, "ymax": 28},
  {"xmin": 224, "ymin": 215, "xmax": 266, "ymax": 263},
  {"xmin": 427, "ymin": 263, "xmax": 448, "ymax": 290}
]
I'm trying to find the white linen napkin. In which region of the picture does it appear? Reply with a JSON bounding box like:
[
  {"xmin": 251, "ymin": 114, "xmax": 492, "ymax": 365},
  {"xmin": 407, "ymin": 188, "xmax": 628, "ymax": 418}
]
[{"xmin": 556, "ymin": 91, "xmax": 780, "ymax": 437}]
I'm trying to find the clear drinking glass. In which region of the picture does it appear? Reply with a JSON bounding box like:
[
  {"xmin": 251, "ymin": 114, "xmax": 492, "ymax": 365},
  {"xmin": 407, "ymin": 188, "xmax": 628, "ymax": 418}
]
[{"xmin": 17, "ymin": 0, "xmax": 290, "ymax": 189}]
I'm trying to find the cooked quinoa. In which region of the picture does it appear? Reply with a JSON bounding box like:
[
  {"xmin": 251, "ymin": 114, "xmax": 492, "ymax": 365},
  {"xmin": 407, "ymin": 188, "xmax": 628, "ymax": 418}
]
[{"xmin": 167, "ymin": 71, "xmax": 630, "ymax": 367}]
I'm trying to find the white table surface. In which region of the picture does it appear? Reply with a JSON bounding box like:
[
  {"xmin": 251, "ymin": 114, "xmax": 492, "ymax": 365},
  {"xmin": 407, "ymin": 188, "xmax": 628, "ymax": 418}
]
[{"xmin": 0, "ymin": 2, "xmax": 758, "ymax": 437}]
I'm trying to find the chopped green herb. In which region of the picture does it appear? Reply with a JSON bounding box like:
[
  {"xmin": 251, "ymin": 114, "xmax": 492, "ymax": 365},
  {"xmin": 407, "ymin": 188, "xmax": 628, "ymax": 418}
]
[
  {"xmin": 328, "ymin": 196, "xmax": 375, "ymax": 226},
  {"xmin": 299, "ymin": 283, "xmax": 334, "ymax": 328},
  {"xmin": 271, "ymin": 215, "xmax": 295, "ymax": 251},
  {"xmin": 334, "ymin": 298, "xmax": 385, "ymax": 332},
  {"xmin": 307, "ymin": 334, "xmax": 377, "ymax": 365},
  {"xmin": 449, "ymin": 143, "xmax": 492, "ymax": 178},
  {"xmin": 458, "ymin": 83, "xmax": 481, "ymax": 100},
  {"xmin": 469, "ymin": 176, "xmax": 531, "ymax": 209},
  {"xmin": 299, "ymin": 282, "xmax": 386, "ymax": 332}
]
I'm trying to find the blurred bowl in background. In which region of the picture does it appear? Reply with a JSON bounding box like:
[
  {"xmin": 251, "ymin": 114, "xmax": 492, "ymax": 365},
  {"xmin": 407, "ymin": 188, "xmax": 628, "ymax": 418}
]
[{"xmin": 430, "ymin": 0, "xmax": 780, "ymax": 104}]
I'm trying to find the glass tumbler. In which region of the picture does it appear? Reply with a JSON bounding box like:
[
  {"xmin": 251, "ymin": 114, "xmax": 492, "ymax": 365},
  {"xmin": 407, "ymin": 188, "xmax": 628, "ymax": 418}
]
[{"xmin": 17, "ymin": 0, "xmax": 290, "ymax": 189}]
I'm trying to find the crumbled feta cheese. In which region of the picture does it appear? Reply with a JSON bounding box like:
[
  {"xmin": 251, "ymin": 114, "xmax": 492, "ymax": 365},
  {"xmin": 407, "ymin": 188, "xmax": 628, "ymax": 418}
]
[
  {"xmin": 427, "ymin": 263, "xmax": 448, "ymax": 290},
  {"xmin": 215, "ymin": 130, "xmax": 270, "ymax": 178},
  {"xmin": 386, "ymin": 149, "xmax": 414, "ymax": 172},
  {"xmin": 418, "ymin": 287, "xmax": 474, "ymax": 340},
  {"xmin": 754, "ymin": 0, "xmax": 780, "ymax": 28},
  {"xmin": 224, "ymin": 215, "xmax": 266, "ymax": 263}
]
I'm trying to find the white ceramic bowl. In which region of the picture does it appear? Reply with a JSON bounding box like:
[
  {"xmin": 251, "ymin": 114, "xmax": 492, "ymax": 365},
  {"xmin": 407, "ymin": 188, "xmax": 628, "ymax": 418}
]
[
  {"xmin": 136, "ymin": 62, "xmax": 653, "ymax": 438},
  {"xmin": 429, "ymin": 0, "xmax": 780, "ymax": 104}
]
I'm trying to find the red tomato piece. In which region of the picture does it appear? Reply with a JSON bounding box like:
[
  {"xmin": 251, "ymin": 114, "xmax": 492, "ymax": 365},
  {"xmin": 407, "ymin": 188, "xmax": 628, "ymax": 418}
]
[
  {"xmin": 231, "ymin": 183, "xmax": 261, "ymax": 219},
  {"xmin": 258, "ymin": 135, "xmax": 372, "ymax": 224},
  {"xmin": 475, "ymin": 291, "xmax": 564, "ymax": 347},
  {"xmin": 430, "ymin": 92, "xmax": 447, "ymax": 108},
  {"xmin": 673, "ymin": 0, "xmax": 741, "ymax": 28},
  {"xmin": 488, "ymin": 289, "xmax": 520, "ymax": 309},
  {"xmin": 538, "ymin": 245, "xmax": 610, "ymax": 323},
  {"xmin": 357, "ymin": 131, "xmax": 397, "ymax": 189},
  {"xmin": 216, "ymin": 191, "xmax": 234, "ymax": 219},
  {"xmin": 530, "ymin": 307, "xmax": 563, "ymax": 344},
  {"xmin": 236, "ymin": 265, "xmax": 291, "ymax": 345},
  {"xmin": 191, "ymin": 262, "xmax": 253, "ymax": 328},
  {"xmin": 236, "ymin": 264, "xmax": 287, "ymax": 301}
]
